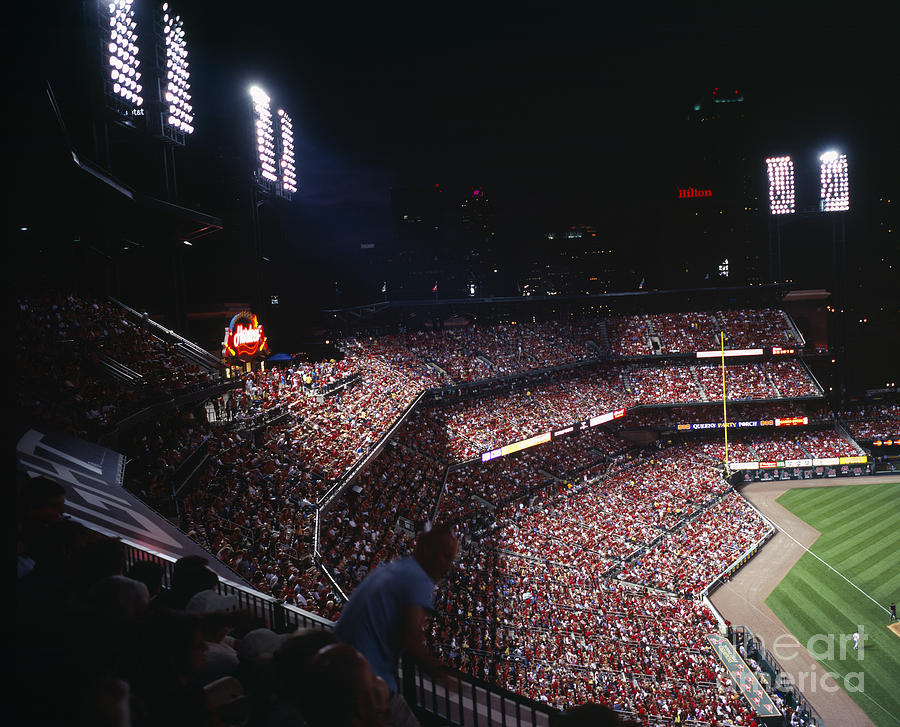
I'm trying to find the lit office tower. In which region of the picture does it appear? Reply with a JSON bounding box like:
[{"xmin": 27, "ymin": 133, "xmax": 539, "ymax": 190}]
[
  {"xmin": 159, "ymin": 3, "xmax": 193, "ymax": 138},
  {"xmin": 766, "ymin": 156, "xmax": 796, "ymax": 215},
  {"xmin": 105, "ymin": 0, "xmax": 143, "ymax": 113},
  {"xmin": 277, "ymin": 108, "xmax": 297, "ymax": 196},
  {"xmin": 819, "ymin": 151, "xmax": 849, "ymax": 212},
  {"xmin": 460, "ymin": 188, "xmax": 495, "ymax": 244},
  {"xmin": 249, "ymin": 86, "xmax": 278, "ymax": 185}
]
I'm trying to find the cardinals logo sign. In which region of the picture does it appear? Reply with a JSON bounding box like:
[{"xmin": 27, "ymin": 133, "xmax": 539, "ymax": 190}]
[{"xmin": 222, "ymin": 312, "xmax": 269, "ymax": 358}]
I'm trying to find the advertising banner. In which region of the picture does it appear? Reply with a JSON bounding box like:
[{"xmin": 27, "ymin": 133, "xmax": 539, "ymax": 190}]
[{"xmin": 707, "ymin": 633, "xmax": 781, "ymax": 718}]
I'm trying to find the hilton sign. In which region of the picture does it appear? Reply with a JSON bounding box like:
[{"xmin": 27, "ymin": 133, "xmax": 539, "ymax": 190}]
[
  {"xmin": 678, "ymin": 187, "xmax": 712, "ymax": 198},
  {"xmin": 222, "ymin": 311, "xmax": 268, "ymax": 358}
]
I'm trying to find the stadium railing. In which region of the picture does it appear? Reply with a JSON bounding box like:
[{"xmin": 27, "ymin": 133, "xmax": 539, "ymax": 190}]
[
  {"xmin": 399, "ymin": 660, "xmax": 557, "ymax": 727},
  {"xmin": 109, "ymin": 296, "xmax": 223, "ymax": 371},
  {"xmin": 732, "ymin": 625, "xmax": 826, "ymax": 727},
  {"xmin": 316, "ymin": 389, "xmax": 427, "ymax": 512},
  {"xmin": 701, "ymin": 491, "xmax": 777, "ymax": 599},
  {"xmin": 121, "ymin": 541, "xmax": 561, "ymax": 726}
]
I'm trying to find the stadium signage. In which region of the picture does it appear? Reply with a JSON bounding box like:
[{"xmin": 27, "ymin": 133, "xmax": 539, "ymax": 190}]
[
  {"xmin": 696, "ymin": 348, "xmax": 764, "ymax": 358},
  {"xmin": 729, "ymin": 456, "xmax": 867, "ymax": 471},
  {"xmin": 771, "ymin": 346, "xmax": 796, "ymax": 355},
  {"xmin": 678, "ymin": 187, "xmax": 712, "ymax": 198},
  {"xmin": 482, "ymin": 408, "xmax": 625, "ymax": 463},
  {"xmin": 706, "ymin": 634, "xmax": 781, "ymax": 717},
  {"xmin": 676, "ymin": 418, "xmax": 812, "ymax": 430},
  {"xmin": 784, "ymin": 458, "xmax": 813, "ymax": 468},
  {"xmin": 774, "ymin": 416, "xmax": 809, "ymax": 427},
  {"xmin": 481, "ymin": 431, "xmax": 552, "ymax": 463},
  {"xmin": 815, "ymin": 457, "xmax": 840, "ymax": 466},
  {"xmin": 588, "ymin": 408, "xmax": 626, "ymax": 427},
  {"xmin": 222, "ymin": 312, "xmax": 268, "ymax": 358}
]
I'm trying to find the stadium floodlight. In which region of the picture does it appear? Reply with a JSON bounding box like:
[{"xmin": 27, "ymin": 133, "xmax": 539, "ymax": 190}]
[
  {"xmin": 104, "ymin": 0, "xmax": 143, "ymax": 113},
  {"xmin": 765, "ymin": 156, "xmax": 795, "ymax": 215},
  {"xmin": 820, "ymin": 150, "xmax": 849, "ymax": 212},
  {"xmin": 249, "ymin": 86, "xmax": 278, "ymax": 185},
  {"xmin": 158, "ymin": 3, "xmax": 193, "ymax": 137},
  {"xmin": 277, "ymin": 108, "xmax": 297, "ymax": 195}
]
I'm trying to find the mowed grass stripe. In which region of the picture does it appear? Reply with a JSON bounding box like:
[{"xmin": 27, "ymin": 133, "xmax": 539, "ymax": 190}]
[
  {"xmin": 819, "ymin": 517, "xmax": 890, "ymax": 557},
  {"xmin": 782, "ymin": 482, "xmax": 899, "ymax": 523},
  {"xmin": 824, "ymin": 520, "xmax": 900, "ymax": 570},
  {"xmin": 766, "ymin": 482, "xmax": 900, "ymax": 727},
  {"xmin": 817, "ymin": 489, "xmax": 899, "ymax": 533},
  {"xmin": 814, "ymin": 490, "xmax": 900, "ymax": 542},
  {"xmin": 778, "ymin": 483, "xmax": 884, "ymax": 525},
  {"xmin": 803, "ymin": 489, "xmax": 889, "ymax": 529},
  {"xmin": 854, "ymin": 553, "xmax": 900, "ymax": 595},
  {"xmin": 830, "ymin": 529, "xmax": 900, "ymax": 577},
  {"xmin": 768, "ymin": 555, "xmax": 900, "ymax": 727}
]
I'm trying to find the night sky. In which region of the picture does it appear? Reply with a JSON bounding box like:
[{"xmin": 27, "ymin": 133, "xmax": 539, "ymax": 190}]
[
  {"xmin": 181, "ymin": 5, "xmax": 896, "ymax": 239},
  {"xmin": 14, "ymin": 4, "xmax": 898, "ymax": 307}
]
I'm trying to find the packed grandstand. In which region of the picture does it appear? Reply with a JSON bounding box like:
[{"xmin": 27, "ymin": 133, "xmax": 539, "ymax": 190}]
[{"xmin": 16, "ymin": 293, "xmax": 899, "ymax": 726}]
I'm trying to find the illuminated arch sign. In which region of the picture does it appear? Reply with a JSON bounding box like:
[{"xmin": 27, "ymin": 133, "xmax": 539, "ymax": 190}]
[{"xmin": 222, "ymin": 312, "xmax": 268, "ymax": 358}]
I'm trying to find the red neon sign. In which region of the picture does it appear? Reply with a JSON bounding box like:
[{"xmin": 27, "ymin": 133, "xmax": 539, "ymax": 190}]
[
  {"xmin": 774, "ymin": 416, "xmax": 809, "ymax": 427},
  {"xmin": 678, "ymin": 187, "xmax": 712, "ymax": 199},
  {"xmin": 223, "ymin": 312, "xmax": 268, "ymax": 358}
]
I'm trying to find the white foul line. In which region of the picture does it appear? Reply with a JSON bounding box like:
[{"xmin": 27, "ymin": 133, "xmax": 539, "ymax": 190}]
[{"xmin": 777, "ymin": 528, "xmax": 889, "ymax": 614}]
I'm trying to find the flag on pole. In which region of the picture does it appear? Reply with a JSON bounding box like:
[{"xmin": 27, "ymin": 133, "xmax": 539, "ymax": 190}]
[
  {"xmin": 432, "ymin": 282, "xmax": 438, "ymax": 293},
  {"xmin": 381, "ymin": 282, "xmax": 387, "ymax": 293}
]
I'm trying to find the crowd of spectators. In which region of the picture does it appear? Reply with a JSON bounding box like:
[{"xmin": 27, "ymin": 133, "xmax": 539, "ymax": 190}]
[
  {"xmin": 404, "ymin": 439, "xmax": 772, "ymax": 721},
  {"xmin": 17, "ymin": 294, "xmax": 858, "ymax": 724},
  {"xmin": 17, "ymin": 295, "xmax": 215, "ymax": 441},
  {"xmin": 715, "ymin": 309, "xmax": 798, "ymax": 350},
  {"xmin": 646, "ymin": 311, "xmax": 719, "ymax": 353},
  {"xmin": 16, "ymin": 476, "xmax": 388, "ymax": 727},
  {"xmin": 177, "ymin": 424, "xmax": 339, "ymax": 614},
  {"xmin": 617, "ymin": 491, "xmax": 772, "ymax": 594},
  {"xmin": 626, "ymin": 362, "xmax": 702, "ymax": 402},
  {"xmin": 766, "ymin": 361, "xmax": 822, "ymax": 398},
  {"xmin": 318, "ymin": 432, "xmax": 447, "ymax": 595},
  {"xmin": 839, "ymin": 403, "xmax": 900, "ymax": 440}
]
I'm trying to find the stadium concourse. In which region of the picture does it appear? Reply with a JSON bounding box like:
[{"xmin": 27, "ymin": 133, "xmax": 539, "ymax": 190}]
[{"xmin": 16, "ymin": 294, "xmax": 900, "ymax": 726}]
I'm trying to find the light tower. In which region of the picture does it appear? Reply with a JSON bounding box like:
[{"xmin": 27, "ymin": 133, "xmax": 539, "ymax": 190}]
[
  {"xmin": 246, "ymin": 84, "xmax": 298, "ymax": 314},
  {"xmin": 764, "ymin": 149, "xmax": 850, "ymax": 306}
]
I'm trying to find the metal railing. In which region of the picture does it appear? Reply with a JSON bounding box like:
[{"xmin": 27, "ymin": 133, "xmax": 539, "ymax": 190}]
[
  {"xmin": 120, "ymin": 540, "xmax": 561, "ymax": 726},
  {"xmin": 121, "ymin": 542, "xmax": 332, "ymax": 633},
  {"xmin": 400, "ymin": 661, "xmax": 558, "ymax": 727},
  {"xmin": 732, "ymin": 625, "xmax": 825, "ymax": 727}
]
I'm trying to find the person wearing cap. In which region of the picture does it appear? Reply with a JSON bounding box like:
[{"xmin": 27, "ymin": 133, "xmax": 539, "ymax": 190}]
[
  {"xmin": 335, "ymin": 525, "xmax": 458, "ymax": 727},
  {"xmin": 186, "ymin": 589, "xmax": 241, "ymax": 685}
]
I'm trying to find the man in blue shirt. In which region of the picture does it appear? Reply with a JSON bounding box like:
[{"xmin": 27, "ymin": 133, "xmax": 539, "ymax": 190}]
[{"xmin": 335, "ymin": 525, "xmax": 458, "ymax": 726}]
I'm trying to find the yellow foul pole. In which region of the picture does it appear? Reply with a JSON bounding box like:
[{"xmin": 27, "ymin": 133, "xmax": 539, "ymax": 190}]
[{"xmin": 721, "ymin": 331, "xmax": 730, "ymax": 477}]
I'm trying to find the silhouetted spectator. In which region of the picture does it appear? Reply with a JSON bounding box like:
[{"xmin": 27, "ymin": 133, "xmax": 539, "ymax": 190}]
[
  {"xmin": 335, "ymin": 525, "xmax": 458, "ymax": 727},
  {"xmin": 300, "ymin": 643, "xmax": 382, "ymax": 727},
  {"xmin": 126, "ymin": 559, "xmax": 165, "ymax": 600}
]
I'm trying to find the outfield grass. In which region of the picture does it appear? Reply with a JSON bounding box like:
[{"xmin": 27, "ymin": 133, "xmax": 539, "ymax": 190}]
[{"xmin": 765, "ymin": 481, "xmax": 900, "ymax": 727}]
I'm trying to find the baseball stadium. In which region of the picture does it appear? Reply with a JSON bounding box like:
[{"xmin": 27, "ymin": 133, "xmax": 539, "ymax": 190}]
[{"xmin": 14, "ymin": 4, "xmax": 898, "ymax": 727}]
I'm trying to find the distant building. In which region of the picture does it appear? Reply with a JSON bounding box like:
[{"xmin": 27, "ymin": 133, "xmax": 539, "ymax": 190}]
[
  {"xmin": 460, "ymin": 187, "xmax": 496, "ymax": 245},
  {"xmin": 521, "ymin": 225, "xmax": 620, "ymax": 296},
  {"xmin": 661, "ymin": 88, "xmax": 764, "ymax": 287},
  {"xmin": 390, "ymin": 184, "xmax": 444, "ymax": 247}
]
